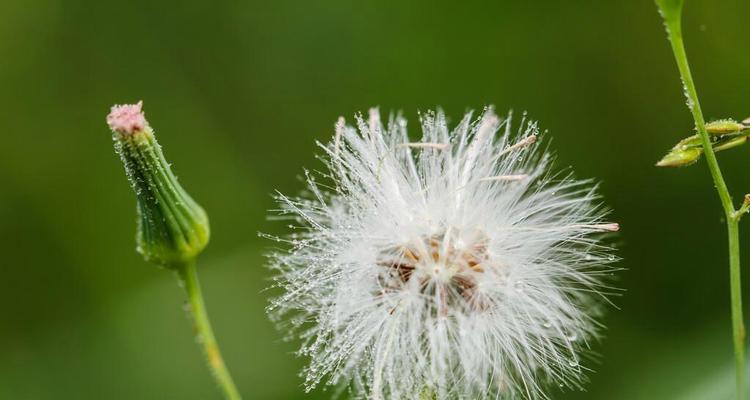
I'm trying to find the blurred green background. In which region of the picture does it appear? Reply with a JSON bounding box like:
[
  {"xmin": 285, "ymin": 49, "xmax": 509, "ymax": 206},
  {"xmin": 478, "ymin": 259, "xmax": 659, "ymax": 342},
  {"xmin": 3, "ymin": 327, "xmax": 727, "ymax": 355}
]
[{"xmin": 2, "ymin": 0, "xmax": 750, "ymax": 398}]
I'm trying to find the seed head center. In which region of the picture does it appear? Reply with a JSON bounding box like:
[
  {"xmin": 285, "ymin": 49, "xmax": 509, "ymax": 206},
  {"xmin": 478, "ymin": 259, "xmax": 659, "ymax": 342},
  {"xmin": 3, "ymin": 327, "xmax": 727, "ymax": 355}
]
[{"xmin": 377, "ymin": 229, "xmax": 490, "ymax": 311}]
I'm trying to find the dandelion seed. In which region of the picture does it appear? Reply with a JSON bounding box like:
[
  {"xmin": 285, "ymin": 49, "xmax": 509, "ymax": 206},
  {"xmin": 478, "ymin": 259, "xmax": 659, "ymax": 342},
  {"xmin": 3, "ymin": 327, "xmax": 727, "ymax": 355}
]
[
  {"xmin": 397, "ymin": 142, "xmax": 451, "ymax": 150},
  {"xmin": 569, "ymin": 223, "xmax": 621, "ymax": 232},
  {"xmin": 480, "ymin": 174, "xmax": 529, "ymax": 182},
  {"xmin": 266, "ymin": 108, "xmax": 618, "ymax": 399},
  {"xmin": 334, "ymin": 116, "xmax": 345, "ymax": 157},
  {"xmin": 368, "ymin": 107, "xmax": 381, "ymax": 133},
  {"xmin": 497, "ymin": 134, "xmax": 537, "ymax": 157}
]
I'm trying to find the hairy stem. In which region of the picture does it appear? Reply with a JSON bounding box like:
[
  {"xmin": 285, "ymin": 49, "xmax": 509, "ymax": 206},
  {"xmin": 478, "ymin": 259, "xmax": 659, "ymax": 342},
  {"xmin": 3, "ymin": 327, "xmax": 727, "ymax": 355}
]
[
  {"xmin": 176, "ymin": 261, "xmax": 242, "ymax": 400},
  {"xmin": 659, "ymin": 3, "xmax": 745, "ymax": 398}
]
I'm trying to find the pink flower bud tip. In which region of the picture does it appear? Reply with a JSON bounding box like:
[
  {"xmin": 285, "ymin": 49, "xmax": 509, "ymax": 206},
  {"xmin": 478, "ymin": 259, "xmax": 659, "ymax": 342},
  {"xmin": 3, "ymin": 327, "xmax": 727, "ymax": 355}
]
[{"xmin": 107, "ymin": 101, "xmax": 147, "ymax": 134}]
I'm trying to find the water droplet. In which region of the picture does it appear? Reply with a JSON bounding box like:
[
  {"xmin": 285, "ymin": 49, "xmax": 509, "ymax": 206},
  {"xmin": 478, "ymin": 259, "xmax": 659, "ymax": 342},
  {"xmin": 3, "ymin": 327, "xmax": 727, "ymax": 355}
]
[
  {"xmin": 568, "ymin": 359, "xmax": 579, "ymax": 367},
  {"xmin": 567, "ymin": 333, "xmax": 578, "ymax": 341}
]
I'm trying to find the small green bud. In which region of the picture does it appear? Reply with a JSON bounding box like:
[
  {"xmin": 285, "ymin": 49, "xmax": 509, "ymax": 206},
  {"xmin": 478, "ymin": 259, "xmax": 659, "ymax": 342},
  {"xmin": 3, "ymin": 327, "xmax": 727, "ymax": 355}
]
[
  {"xmin": 107, "ymin": 101, "xmax": 209, "ymax": 267},
  {"xmin": 713, "ymin": 136, "xmax": 748, "ymax": 152},
  {"xmin": 656, "ymin": 146, "xmax": 702, "ymax": 167},
  {"xmin": 705, "ymin": 119, "xmax": 745, "ymax": 136},
  {"xmin": 674, "ymin": 134, "xmax": 702, "ymax": 148}
]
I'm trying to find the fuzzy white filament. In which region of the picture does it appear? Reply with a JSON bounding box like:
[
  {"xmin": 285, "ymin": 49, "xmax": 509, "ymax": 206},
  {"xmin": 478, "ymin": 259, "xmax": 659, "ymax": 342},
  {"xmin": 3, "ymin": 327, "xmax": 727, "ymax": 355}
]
[
  {"xmin": 480, "ymin": 174, "xmax": 529, "ymax": 182},
  {"xmin": 266, "ymin": 108, "xmax": 618, "ymax": 400}
]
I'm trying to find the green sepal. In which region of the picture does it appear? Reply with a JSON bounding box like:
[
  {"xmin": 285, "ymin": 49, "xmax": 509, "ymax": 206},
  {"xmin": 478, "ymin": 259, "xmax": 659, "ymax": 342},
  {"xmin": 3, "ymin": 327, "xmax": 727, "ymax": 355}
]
[{"xmin": 113, "ymin": 127, "xmax": 210, "ymax": 267}]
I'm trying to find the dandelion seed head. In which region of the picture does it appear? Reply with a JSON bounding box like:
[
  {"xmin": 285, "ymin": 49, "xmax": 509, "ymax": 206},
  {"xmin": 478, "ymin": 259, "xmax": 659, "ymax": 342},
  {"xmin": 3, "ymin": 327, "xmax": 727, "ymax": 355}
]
[{"xmin": 266, "ymin": 108, "xmax": 618, "ymax": 399}]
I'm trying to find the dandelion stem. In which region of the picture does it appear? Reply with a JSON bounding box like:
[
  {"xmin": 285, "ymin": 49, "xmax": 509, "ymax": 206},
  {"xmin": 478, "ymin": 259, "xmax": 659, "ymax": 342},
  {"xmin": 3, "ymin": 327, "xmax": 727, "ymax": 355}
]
[
  {"xmin": 176, "ymin": 261, "xmax": 242, "ymax": 400},
  {"xmin": 657, "ymin": 1, "xmax": 745, "ymax": 397}
]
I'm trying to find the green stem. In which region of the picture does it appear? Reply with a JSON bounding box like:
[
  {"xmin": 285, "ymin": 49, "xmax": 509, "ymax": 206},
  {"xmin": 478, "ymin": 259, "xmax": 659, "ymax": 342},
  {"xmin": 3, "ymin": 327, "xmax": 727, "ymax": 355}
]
[
  {"xmin": 660, "ymin": 4, "xmax": 745, "ymax": 398},
  {"xmin": 176, "ymin": 261, "xmax": 242, "ymax": 400},
  {"xmin": 729, "ymin": 218, "xmax": 746, "ymax": 398}
]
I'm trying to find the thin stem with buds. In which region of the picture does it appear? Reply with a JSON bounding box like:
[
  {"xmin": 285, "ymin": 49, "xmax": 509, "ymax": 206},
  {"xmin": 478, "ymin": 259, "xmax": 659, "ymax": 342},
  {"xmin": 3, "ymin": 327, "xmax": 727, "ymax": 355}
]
[{"xmin": 656, "ymin": 1, "xmax": 745, "ymax": 398}]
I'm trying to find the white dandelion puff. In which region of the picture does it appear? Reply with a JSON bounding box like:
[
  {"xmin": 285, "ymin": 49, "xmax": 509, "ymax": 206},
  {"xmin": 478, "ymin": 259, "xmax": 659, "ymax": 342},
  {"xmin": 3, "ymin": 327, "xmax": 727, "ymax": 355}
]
[{"xmin": 266, "ymin": 107, "xmax": 619, "ymax": 399}]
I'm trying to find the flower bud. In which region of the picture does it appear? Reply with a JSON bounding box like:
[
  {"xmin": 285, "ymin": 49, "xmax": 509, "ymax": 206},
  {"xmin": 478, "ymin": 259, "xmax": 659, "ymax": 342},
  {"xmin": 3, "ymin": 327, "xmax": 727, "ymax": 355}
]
[
  {"xmin": 656, "ymin": 146, "xmax": 702, "ymax": 167},
  {"xmin": 705, "ymin": 119, "xmax": 745, "ymax": 136},
  {"xmin": 674, "ymin": 134, "xmax": 702, "ymax": 148},
  {"xmin": 107, "ymin": 101, "xmax": 210, "ymax": 267}
]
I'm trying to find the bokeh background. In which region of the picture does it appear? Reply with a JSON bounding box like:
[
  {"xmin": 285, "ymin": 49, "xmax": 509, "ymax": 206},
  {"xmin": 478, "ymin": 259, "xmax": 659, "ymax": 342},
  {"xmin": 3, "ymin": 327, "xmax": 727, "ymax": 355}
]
[{"xmin": 2, "ymin": 0, "xmax": 750, "ymax": 399}]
